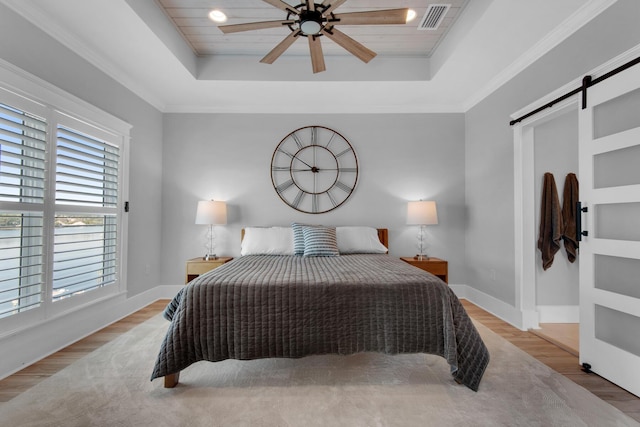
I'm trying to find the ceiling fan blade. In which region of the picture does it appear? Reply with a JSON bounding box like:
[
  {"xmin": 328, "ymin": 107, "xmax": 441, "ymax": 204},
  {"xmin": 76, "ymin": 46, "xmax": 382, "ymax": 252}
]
[
  {"xmin": 331, "ymin": 9, "xmax": 409, "ymax": 25},
  {"xmin": 321, "ymin": 0, "xmax": 348, "ymax": 16},
  {"xmin": 322, "ymin": 27, "xmax": 376, "ymax": 63},
  {"xmin": 262, "ymin": 0, "xmax": 299, "ymax": 15},
  {"xmin": 308, "ymin": 35, "xmax": 326, "ymax": 73},
  {"xmin": 218, "ymin": 20, "xmax": 295, "ymax": 34},
  {"xmin": 260, "ymin": 31, "xmax": 300, "ymax": 64},
  {"xmin": 307, "ymin": 0, "xmax": 315, "ymax": 12}
]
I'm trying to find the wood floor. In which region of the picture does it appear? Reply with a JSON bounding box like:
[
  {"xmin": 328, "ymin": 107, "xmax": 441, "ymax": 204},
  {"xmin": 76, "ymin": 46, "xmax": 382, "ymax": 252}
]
[
  {"xmin": 0, "ymin": 301, "xmax": 165, "ymax": 403},
  {"xmin": 530, "ymin": 323, "xmax": 580, "ymax": 357},
  {"xmin": 1, "ymin": 299, "xmax": 639, "ymax": 423}
]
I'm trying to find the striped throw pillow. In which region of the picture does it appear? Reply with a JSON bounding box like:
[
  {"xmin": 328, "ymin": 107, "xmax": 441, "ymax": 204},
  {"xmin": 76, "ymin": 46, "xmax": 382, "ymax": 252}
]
[
  {"xmin": 291, "ymin": 222, "xmax": 307, "ymax": 256},
  {"xmin": 302, "ymin": 226, "xmax": 339, "ymax": 257}
]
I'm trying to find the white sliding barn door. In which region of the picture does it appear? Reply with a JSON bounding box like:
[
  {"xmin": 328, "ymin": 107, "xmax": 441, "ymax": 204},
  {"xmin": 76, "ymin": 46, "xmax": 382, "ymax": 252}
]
[{"xmin": 578, "ymin": 64, "xmax": 640, "ymax": 397}]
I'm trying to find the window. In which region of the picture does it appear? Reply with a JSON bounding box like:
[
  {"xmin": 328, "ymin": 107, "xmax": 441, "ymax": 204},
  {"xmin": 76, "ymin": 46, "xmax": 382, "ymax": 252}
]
[
  {"xmin": 53, "ymin": 124, "xmax": 120, "ymax": 301},
  {"xmin": 0, "ymin": 76, "xmax": 129, "ymax": 323},
  {"xmin": 0, "ymin": 101, "xmax": 46, "ymax": 317}
]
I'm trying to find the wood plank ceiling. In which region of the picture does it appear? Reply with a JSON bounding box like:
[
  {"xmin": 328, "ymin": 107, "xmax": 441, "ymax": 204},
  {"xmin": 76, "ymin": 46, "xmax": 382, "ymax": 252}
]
[{"xmin": 157, "ymin": 0, "xmax": 469, "ymax": 58}]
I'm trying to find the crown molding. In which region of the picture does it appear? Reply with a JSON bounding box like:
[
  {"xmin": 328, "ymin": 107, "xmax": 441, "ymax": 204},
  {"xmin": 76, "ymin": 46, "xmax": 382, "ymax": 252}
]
[
  {"xmin": 1, "ymin": 0, "xmax": 166, "ymax": 112},
  {"xmin": 0, "ymin": 57, "xmax": 132, "ymax": 134},
  {"xmin": 510, "ymin": 42, "xmax": 640, "ymax": 124},
  {"xmin": 2, "ymin": 0, "xmax": 618, "ymax": 115},
  {"xmin": 462, "ymin": 0, "xmax": 618, "ymax": 111},
  {"xmin": 162, "ymin": 102, "xmax": 466, "ymax": 115}
]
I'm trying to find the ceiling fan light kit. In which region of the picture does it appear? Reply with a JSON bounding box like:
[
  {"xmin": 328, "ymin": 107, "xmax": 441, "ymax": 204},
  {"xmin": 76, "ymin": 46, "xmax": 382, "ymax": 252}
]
[
  {"xmin": 217, "ymin": 0, "xmax": 409, "ymax": 73},
  {"xmin": 299, "ymin": 9, "xmax": 323, "ymax": 35}
]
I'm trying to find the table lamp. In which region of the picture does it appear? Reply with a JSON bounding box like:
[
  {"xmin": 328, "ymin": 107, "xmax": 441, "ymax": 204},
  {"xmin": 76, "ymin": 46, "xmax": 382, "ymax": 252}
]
[
  {"xmin": 195, "ymin": 200, "xmax": 227, "ymax": 260},
  {"xmin": 407, "ymin": 200, "xmax": 438, "ymax": 260}
]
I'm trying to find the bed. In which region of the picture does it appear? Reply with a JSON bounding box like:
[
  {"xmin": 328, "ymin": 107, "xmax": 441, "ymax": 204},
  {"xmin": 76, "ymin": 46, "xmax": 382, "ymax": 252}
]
[{"xmin": 151, "ymin": 226, "xmax": 489, "ymax": 391}]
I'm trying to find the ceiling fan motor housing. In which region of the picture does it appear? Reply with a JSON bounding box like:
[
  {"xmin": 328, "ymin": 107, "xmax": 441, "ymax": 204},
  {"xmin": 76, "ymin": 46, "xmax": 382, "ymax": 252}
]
[{"xmin": 298, "ymin": 9, "xmax": 324, "ymax": 36}]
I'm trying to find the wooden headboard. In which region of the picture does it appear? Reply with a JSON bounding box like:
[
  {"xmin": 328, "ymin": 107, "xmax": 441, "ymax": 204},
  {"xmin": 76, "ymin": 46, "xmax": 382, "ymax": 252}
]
[
  {"xmin": 377, "ymin": 228, "xmax": 389, "ymax": 249},
  {"xmin": 241, "ymin": 228, "xmax": 389, "ymax": 249}
]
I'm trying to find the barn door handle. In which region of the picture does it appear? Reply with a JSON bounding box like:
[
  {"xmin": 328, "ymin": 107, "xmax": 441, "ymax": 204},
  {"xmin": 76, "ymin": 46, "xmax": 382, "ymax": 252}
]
[{"xmin": 576, "ymin": 201, "xmax": 588, "ymax": 243}]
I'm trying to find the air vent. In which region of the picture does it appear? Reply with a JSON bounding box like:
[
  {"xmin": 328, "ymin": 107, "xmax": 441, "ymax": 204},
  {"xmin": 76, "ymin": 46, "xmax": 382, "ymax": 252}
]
[{"xmin": 418, "ymin": 4, "xmax": 451, "ymax": 30}]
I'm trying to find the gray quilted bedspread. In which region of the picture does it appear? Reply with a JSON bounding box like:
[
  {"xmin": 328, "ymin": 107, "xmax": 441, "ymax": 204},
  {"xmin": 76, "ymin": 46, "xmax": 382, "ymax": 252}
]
[{"xmin": 151, "ymin": 254, "xmax": 490, "ymax": 391}]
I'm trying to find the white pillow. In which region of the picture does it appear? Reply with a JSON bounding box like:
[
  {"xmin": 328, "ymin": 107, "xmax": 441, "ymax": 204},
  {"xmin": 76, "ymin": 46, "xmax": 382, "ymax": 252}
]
[
  {"xmin": 336, "ymin": 226, "xmax": 388, "ymax": 254},
  {"xmin": 241, "ymin": 227, "xmax": 295, "ymax": 256}
]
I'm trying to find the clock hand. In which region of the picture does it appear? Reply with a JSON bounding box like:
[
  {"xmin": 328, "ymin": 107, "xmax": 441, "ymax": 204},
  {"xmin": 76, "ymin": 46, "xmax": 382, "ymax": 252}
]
[
  {"xmin": 317, "ymin": 168, "xmax": 357, "ymax": 172},
  {"xmin": 291, "ymin": 167, "xmax": 321, "ymax": 172},
  {"xmin": 278, "ymin": 149, "xmax": 314, "ymax": 169},
  {"xmin": 292, "ymin": 156, "xmax": 313, "ymax": 169}
]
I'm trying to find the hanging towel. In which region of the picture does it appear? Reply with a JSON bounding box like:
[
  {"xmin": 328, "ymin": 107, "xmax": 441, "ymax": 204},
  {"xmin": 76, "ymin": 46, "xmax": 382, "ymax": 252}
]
[
  {"xmin": 562, "ymin": 173, "xmax": 579, "ymax": 263},
  {"xmin": 537, "ymin": 172, "xmax": 564, "ymax": 270}
]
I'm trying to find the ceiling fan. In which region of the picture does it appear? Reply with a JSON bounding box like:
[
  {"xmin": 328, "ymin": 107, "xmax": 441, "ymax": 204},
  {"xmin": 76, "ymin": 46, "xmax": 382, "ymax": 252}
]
[{"xmin": 217, "ymin": 0, "xmax": 409, "ymax": 73}]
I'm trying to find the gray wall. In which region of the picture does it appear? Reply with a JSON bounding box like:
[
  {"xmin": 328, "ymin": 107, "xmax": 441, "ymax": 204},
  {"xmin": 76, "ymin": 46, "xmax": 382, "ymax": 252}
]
[
  {"xmin": 0, "ymin": 3, "xmax": 164, "ymax": 297},
  {"xmin": 160, "ymin": 113, "xmax": 466, "ymax": 286},
  {"xmin": 533, "ymin": 111, "xmax": 579, "ymax": 306},
  {"xmin": 2, "ymin": 0, "xmax": 639, "ymax": 314},
  {"xmin": 465, "ymin": 0, "xmax": 640, "ymax": 306}
]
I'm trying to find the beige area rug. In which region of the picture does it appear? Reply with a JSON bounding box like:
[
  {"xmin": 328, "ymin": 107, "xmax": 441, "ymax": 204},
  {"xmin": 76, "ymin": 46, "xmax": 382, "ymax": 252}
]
[{"xmin": 1, "ymin": 314, "xmax": 638, "ymax": 427}]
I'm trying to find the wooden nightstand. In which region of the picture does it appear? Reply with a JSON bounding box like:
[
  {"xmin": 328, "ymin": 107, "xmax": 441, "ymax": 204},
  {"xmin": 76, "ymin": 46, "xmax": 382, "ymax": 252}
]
[
  {"xmin": 400, "ymin": 257, "xmax": 448, "ymax": 284},
  {"xmin": 185, "ymin": 257, "xmax": 233, "ymax": 284}
]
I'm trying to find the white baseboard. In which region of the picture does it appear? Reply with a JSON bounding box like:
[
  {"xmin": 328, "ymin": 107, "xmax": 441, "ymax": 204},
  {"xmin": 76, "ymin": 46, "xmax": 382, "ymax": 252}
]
[
  {"xmin": 0, "ymin": 285, "xmax": 182, "ymax": 381},
  {"xmin": 451, "ymin": 284, "xmax": 526, "ymax": 331},
  {"xmin": 536, "ymin": 305, "xmax": 579, "ymax": 323}
]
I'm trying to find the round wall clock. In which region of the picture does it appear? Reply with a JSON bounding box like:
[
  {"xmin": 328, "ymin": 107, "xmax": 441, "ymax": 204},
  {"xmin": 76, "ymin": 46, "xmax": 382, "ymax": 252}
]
[{"xmin": 270, "ymin": 125, "xmax": 358, "ymax": 214}]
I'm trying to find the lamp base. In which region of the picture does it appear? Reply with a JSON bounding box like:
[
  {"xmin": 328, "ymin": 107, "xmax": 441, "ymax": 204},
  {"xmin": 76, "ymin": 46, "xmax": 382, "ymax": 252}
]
[
  {"xmin": 203, "ymin": 254, "xmax": 218, "ymax": 261},
  {"xmin": 414, "ymin": 254, "xmax": 429, "ymax": 261}
]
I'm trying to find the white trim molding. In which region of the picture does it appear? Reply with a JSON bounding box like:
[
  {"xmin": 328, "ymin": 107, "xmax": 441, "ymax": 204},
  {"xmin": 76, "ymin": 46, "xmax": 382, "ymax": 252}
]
[
  {"xmin": 510, "ymin": 43, "xmax": 640, "ymax": 124},
  {"xmin": 512, "ymin": 99, "xmax": 578, "ymax": 331},
  {"xmin": 0, "ymin": 58, "xmax": 132, "ymax": 134},
  {"xmin": 511, "ymin": 42, "xmax": 640, "ymax": 330},
  {"xmin": 451, "ymin": 284, "xmax": 526, "ymax": 330},
  {"xmin": 0, "ymin": 285, "xmax": 182, "ymax": 381},
  {"xmin": 465, "ymin": 0, "xmax": 618, "ymax": 111},
  {"xmin": 0, "ymin": 0, "xmax": 166, "ymax": 111}
]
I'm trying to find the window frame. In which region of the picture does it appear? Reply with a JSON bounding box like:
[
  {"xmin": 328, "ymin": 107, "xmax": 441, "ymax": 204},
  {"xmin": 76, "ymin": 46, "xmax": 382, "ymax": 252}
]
[
  {"xmin": 0, "ymin": 89, "xmax": 48, "ymax": 323},
  {"xmin": 0, "ymin": 61, "xmax": 130, "ymax": 331}
]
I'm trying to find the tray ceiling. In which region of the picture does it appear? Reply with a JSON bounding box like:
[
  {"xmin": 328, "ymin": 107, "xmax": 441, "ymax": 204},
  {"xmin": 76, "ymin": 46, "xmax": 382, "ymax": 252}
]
[
  {"xmin": 157, "ymin": 0, "xmax": 469, "ymax": 58},
  {"xmin": 0, "ymin": 0, "xmax": 610, "ymax": 113}
]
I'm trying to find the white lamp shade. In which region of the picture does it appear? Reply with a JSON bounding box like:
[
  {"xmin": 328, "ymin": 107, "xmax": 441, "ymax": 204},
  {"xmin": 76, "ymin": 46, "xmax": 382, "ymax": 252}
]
[
  {"xmin": 407, "ymin": 200, "xmax": 438, "ymax": 225},
  {"xmin": 195, "ymin": 200, "xmax": 227, "ymax": 225}
]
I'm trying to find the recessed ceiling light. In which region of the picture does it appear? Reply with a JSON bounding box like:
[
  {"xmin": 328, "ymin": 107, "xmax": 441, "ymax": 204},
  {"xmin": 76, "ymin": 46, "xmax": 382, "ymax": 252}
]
[
  {"xmin": 208, "ymin": 10, "xmax": 227, "ymax": 23},
  {"xmin": 406, "ymin": 9, "xmax": 417, "ymax": 22}
]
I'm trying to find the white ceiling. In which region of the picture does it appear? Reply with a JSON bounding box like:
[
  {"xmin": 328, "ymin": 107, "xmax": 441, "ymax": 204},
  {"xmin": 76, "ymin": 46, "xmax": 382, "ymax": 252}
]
[
  {"xmin": 158, "ymin": 0, "xmax": 469, "ymax": 57},
  {"xmin": 0, "ymin": 0, "xmax": 616, "ymax": 114}
]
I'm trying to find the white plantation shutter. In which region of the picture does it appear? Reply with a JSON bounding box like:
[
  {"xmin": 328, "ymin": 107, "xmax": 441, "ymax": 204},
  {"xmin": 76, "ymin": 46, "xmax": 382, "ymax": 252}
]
[
  {"xmin": 52, "ymin": 124, "xmax": 121, "ymax": 301},
  {"xmin": 0, "ymin": 69, "xmax": 129, "ymax": 324},
  {"xmin": 0, "ymin": 101, "xmax": 47, "ymax": 317},
  {"xmin": 56, "ymin": 126, "xmax": 119, "ymax": 207}
]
